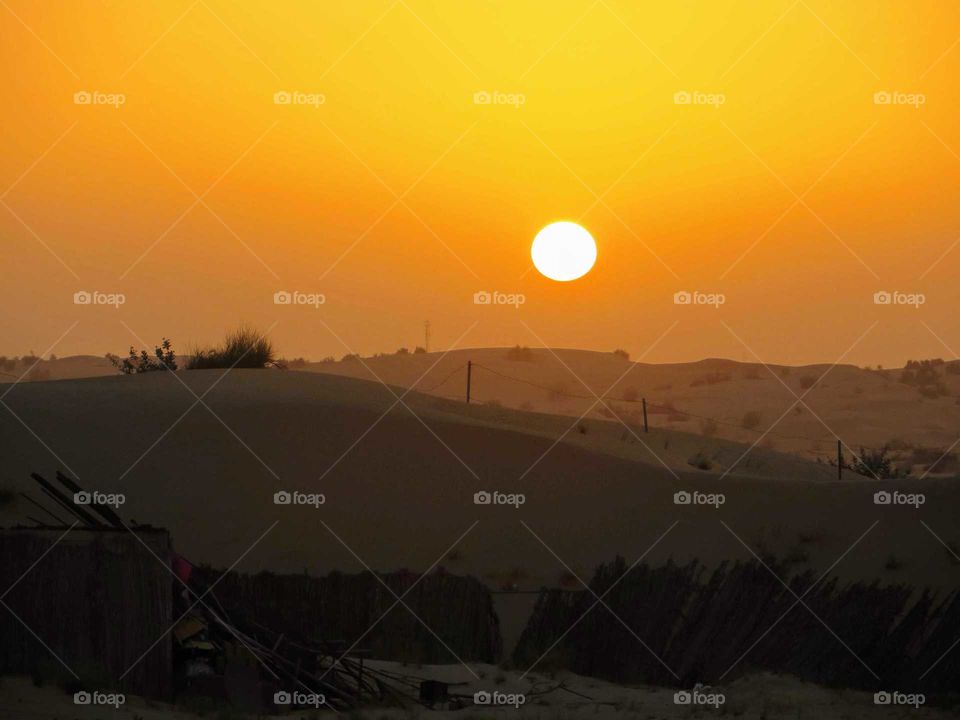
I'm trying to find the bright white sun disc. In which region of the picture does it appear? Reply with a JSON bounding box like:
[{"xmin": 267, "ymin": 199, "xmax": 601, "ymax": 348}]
[{"xmin": 531, "ymin": 221, "xmax": 596, "ymax": 281}]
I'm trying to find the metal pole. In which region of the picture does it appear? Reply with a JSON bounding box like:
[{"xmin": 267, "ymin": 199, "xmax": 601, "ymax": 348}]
[
  {"xmin": 838, "ymin": 439, "xmax": 842, "ymax": 480},
  {"xmin": 642, "ymin": 398, "xmax": 648, "ymax": 433},
  {"xmin": 466, "ymin": 360, "xmax": 472, "ymax": 404}
]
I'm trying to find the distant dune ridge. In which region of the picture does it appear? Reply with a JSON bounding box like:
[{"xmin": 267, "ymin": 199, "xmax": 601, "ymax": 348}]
[{"xmin": 12, "ymin": 347, "xmax": 960, "ymax": 476}]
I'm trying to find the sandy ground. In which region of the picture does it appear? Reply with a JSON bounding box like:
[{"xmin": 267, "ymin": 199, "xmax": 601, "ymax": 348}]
[
  {"xmin": 1, "ymin": 369, "xmax": 957, "ymax": 658},
  {"xmin": 304, "ymin": 348, "xmax": 960, "ymax": 468},
  {"xmin": 19, "ymin": 349, "xmax": 960, "ymax": 472},
  {"xmin": 0, "ymin": 668, "xmax": 953, "ymax": 719}
]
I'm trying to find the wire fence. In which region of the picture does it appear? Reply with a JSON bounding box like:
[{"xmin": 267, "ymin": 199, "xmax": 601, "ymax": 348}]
[{"xmin": 416, "ymin": 361, "xmax": 847, "ymax": 457}]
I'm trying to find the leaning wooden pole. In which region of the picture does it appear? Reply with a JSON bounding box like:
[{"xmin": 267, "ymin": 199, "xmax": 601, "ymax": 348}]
[{"xmin": 466, "ymin": 360, "xmax": 472, "ymax": 404}]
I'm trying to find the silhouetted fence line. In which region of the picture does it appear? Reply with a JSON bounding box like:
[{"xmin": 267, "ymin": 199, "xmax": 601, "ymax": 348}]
[
  {"xmin": 194, "ymin": 567, "xmax": 502, "ymax": 665},
  {"xmin": 465, "ymin": 362, "xmax": 842, "ymax": 453},
  {"xmin": 513, "ymin": 557, "xmax": 960, "ymax": 694}
]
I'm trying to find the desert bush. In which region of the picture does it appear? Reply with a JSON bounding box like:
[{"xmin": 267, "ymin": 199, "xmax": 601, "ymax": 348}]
[
  {"xmin": 851, "ymin": 446, "xmax": 896, "ymax": 478},
  {"xmin": 414, "ymin": 346, "xmax": 426, "ymax": 354},
  {"xmin": 741, "ymin": 410, "xmax": 762, "ymax": 430},
  {"xmin": 612, "ymin": 348, "xmax": 630, "ymax": 361},
  {"xmin": 187, "ymin": 327, "xmax": 274, "ymax": 370},
  {"xmin": 901, "ymin": 359, "xmax": 946, "ymax": 397},
  {"xmin": 339, "ymin": 353, "xmax": 360, "ymax": 363},
  {"xmin": 505, "ymin": 345, "xmax": 535, "ymax": 361},
  {"xmin": 110, "ymin": 338, "xmax": 176, "ymax": 374},
  {"xmin": 395, "ymin": 347, "xmax": 409, "ymax": 355},
  {"xmin": 319, "ymin": 356, "xmax": 335, "ymax": 364}
]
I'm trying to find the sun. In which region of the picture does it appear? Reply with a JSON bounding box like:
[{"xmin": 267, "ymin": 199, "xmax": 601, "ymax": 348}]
[{"xmin": 531, "ymin": 221, "xmax": 597, "ymax": 282}]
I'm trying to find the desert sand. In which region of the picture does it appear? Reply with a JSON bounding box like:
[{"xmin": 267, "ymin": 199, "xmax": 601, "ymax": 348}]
[{"xmin": 1, "ymin": 367, "xmax": 957, "ymax": 658}]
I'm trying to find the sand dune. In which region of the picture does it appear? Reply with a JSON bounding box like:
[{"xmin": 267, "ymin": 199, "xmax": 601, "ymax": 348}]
[
  {"xmin": 1, "ymin": 369, "xmax": 957, "ymax": 653},
  {"xmin": 306, "ymin": 348, "xmax": 960, "ymax": 471}
]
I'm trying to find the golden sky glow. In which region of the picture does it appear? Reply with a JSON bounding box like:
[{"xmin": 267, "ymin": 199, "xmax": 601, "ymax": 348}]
[{"xmin": 1, "ymin": 1, "xmax": 959, "ymax": 365}]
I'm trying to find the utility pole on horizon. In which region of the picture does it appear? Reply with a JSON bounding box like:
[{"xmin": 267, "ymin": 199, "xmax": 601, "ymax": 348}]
[{"xmin": 424, "ymin": 320, "xmax": 431, "ymax": 353}]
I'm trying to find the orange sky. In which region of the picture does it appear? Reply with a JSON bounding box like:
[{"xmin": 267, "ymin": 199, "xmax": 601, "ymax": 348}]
[{"xmin": 1, "ymin": 1, "xmax": 958, "ymax": 367}]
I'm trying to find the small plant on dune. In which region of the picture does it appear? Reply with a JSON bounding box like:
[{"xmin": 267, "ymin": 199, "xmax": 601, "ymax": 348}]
[
  {"xmin": 187, "ymin": 327, "xmax": 275, "ymax": 370},
  {"xmin": 851, "ymin": 446, "xmax": 897, "ymax": 479},
  {"xmin": 110, "ymin": 338, "xmax": 177, "ymax": 374},
  {"xmin": 612, "ymin": 348, "xmax": 630, "ymax": 361},
  {"xmin": 413, "ymin": 346, "xmax": 426, "ymax": 354}
]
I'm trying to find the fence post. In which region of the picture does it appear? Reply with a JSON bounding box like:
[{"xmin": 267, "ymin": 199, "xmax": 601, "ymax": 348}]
[
  {"xmin": 837, "ymin": 439, "xmax": 842, "ymax": 480},
  {"xmin": 466, "ymin": 360, "xmax": 472, "ymax": 404},
  {"xmin": 642, "ymin": 398, "xmax": 648, "ymax": 433}
]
